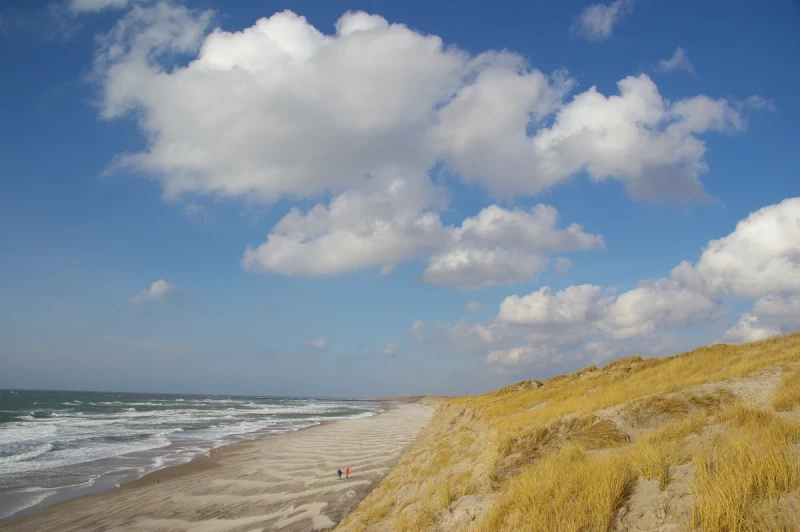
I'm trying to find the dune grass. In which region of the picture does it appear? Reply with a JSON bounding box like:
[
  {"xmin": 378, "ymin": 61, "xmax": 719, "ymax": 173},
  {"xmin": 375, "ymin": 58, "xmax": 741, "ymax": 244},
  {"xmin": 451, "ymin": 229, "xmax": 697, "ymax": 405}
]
[
  {"xmin": 629, "ymin": 439, "xmax": 687, "ymax": 490},
  {"xmin": 774, "ymin": 367, "xmax": 800, "ymax": 411},
  {"xmin": 479, "ymin": 443, "xmax": 635, "ymax": 532},
  {"xmin": 337, "ymin": 333, "xmax": 800, "ymax": 532},
  {"xmin": 629, "ymin": 395, "xmax": 689, "ymax": 420},
  {"xmin": 465, "ymin": 334, "xmax": 800, "ymax": 437},
  {"xmin": 497, "ymin": 424, "xmax": 554, "ymax": 459},
  {"xmin": 562, "ymin": 416, "xmax": 630, "ymax": 449},
  {"xmin": 692, "ymin": 406, "xmax": 800, "ymax": 531},
  {"xmin": 640, "ymin": 411, "xmax": 709, "ymax": 443}
]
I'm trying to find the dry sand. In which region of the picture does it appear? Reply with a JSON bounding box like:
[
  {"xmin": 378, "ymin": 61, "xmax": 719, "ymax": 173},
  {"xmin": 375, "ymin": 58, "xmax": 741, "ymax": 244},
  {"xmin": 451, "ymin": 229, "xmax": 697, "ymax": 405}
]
[{"xmin": 0, "ymin": 403, "xmax": 433, "ymax": 532}]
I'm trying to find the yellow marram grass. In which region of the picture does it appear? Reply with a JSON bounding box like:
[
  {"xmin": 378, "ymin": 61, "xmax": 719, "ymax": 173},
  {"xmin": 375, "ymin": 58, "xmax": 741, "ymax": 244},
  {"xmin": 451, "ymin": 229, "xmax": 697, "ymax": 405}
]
[
  {"xmin": 479, "ymin": 443, "xmax": 635, "ymax": 532},
  {"xmin": 692, "ymin": 406, "xmax": 800, "ymax": 531},
  {"xmin": 561, "ymin": 416, "xmax": 630, "ymax": 449},
  {"xmin": 638, "ymin": 411, "xmax": 709, "ymax": 443},
  {"xmin": 774, "ymin": 366, "xmax": 800, "ymax": 411},
  {"xmin": 629, "ymin": 440, "xmax": 684, "ymax": 490},
  {"xmin": 337, "ymin": 333, "xmax": 800, "ymax": 532}
]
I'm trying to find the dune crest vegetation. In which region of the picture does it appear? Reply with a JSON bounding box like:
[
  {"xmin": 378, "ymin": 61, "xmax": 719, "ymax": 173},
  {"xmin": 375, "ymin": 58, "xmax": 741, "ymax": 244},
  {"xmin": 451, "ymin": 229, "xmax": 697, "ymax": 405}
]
[{"xmin": 337, "ymin": 333, "xmax": 800, "ymax": 532}]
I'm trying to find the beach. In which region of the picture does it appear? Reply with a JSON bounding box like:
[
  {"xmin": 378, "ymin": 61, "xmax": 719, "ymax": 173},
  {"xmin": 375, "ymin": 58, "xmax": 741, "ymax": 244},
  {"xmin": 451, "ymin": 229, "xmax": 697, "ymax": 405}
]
[{"xmin": 0, "ymin": 402, "xmax": 433, "ymax": 531}]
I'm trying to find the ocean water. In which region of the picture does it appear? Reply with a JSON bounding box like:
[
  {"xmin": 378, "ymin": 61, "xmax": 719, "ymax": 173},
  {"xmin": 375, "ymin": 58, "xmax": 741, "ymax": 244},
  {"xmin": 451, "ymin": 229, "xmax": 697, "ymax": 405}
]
[{"xmin": 0, "ymin": 389, "xmax": 383, "ymax": 522}]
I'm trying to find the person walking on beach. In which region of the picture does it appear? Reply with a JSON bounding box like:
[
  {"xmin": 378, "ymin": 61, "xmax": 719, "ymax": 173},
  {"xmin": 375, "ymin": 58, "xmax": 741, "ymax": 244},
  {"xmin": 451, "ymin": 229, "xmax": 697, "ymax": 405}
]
[
  {"xmin": 345, "ymin": 467, "xmax": 350, "ymax": 479},
  {"xmin": 337, "ymin": 468, "xmax": 342, "ymax": 480}
]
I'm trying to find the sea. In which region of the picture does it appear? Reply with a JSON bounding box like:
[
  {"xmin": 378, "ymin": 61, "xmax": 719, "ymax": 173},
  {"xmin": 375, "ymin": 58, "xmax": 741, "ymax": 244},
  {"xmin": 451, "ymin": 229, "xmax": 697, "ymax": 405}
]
[{"xmin": 0, "ymin": 389, "xmax": 384, "ymax": 523}]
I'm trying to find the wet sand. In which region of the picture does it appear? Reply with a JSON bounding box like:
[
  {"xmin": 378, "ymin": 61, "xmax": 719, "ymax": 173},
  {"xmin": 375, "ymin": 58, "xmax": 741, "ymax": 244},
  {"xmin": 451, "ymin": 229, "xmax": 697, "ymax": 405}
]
[{"xmin": 0, "ymin": 403, "xmax": 433, "ymax": 531}]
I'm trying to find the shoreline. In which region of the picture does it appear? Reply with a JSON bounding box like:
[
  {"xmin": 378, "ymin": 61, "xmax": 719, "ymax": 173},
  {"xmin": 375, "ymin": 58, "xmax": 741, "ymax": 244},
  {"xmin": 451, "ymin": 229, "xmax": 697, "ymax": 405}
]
[
  {"xmin": 96, "ymin": 401, "xmax": 406, "ymax": 493},
  {"xmin": 0, "ymin": 400, "xmax": 399, "ymax": 524},
  {"xmin": 1, "ymin": 401, "xmax": 433, "ymax": 531}
]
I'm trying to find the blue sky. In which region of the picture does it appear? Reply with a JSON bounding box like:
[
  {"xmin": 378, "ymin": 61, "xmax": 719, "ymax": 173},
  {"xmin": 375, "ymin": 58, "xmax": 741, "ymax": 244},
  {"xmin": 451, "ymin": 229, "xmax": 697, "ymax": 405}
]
[{"xmin": 1, "ymin": 0, "xmax": 798, "ymax": 398}]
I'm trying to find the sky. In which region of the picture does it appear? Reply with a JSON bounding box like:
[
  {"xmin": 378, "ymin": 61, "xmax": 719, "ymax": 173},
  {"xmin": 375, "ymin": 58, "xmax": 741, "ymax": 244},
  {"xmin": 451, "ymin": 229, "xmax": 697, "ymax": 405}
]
[{"xmin": 0, "ymin": 0, "xmax": 798, "ymax": 398}]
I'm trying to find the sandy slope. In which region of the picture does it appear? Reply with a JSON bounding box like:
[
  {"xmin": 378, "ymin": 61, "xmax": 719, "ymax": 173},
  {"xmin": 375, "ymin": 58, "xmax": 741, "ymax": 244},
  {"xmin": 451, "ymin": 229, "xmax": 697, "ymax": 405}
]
[
  {"xmin": 338, "ymin": 335, "xmax": 800, "ymax": 531},
  {"xmin": 0, "ymin": 403, "xmax": 433, "ymax": 532}
]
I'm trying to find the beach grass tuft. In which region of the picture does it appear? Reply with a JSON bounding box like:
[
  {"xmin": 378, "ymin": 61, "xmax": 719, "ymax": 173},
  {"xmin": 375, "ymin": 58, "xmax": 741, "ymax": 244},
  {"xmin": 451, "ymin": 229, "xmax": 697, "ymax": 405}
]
[{"xmin": 774, "ymin": 367, "xmax": 800, "ymax": 412}]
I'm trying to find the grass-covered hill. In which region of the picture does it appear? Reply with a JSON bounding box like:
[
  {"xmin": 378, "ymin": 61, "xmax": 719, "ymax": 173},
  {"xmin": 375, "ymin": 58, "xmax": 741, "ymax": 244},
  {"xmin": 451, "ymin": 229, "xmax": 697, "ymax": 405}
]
[{"xmin": 337, "ymin": 333, "xmax": 800, "ymax": 531}]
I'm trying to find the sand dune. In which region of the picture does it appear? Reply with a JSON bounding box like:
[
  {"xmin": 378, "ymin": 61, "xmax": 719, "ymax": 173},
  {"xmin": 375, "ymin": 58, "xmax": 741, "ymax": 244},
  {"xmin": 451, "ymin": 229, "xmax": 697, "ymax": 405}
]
[
  {"xmin": 337, "ymin": 335, "xmax": 800, "ymax": 531},
  {"xmin": 1, "ymin": 403, "xmax": 433, "ymax": 532}
]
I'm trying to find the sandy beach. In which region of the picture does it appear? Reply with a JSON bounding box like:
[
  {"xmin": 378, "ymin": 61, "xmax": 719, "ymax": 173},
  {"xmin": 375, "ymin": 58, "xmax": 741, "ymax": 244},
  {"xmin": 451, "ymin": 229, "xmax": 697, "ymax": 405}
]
[{"xmin": 0, "ymin": 402, "xmax": 433, "ymax": 532}]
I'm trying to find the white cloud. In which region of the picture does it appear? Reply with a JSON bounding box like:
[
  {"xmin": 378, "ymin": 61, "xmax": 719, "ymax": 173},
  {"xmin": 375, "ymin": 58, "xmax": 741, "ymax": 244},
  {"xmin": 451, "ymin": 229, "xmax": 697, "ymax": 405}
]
[
  {"xmin": 422, "ymin": 249, "xmax": 548, "ymax": 290},
  {"xmin": 492, "ymin": 279, "xmax": 716, "ymax": 349},
  {"xmin": 487, "ymin": 345, "xmax": 550, "ymax": 366},
  {"xmin": 744, "ymin": 95, "xmax": 777, "ymax": 113},
  {"xmin": 603, "ymin": 199, "xmax": 800, "ymax": 339},
  {"xmin": 382, "ymin": 343, "xmax": 399, "ymax": 357},
  {"xmin": 672, "ymin": 197, "xmax": 800, "ymax": 299},
  {"xmin": 241, "ymin": 175, "xmax": 447, "ymax": 276},
  {"xmin": 732, "ymin": 295, "xmax": 800, "ymax": 342},
  {"xmin": 753, "ymin": 295, "xmax": 800, "ymax": 319},
  {"xmin": 722, "ymin": 314, "xmax": 781, "ymax": 344},
  {"xmin": 242, "ymin": 177, "xmax": 602, "ymax": 287},
  {"xmin": 94, "ymin": 6, "xmax": 763, "ymax": 208},
  {"xmin": 483, "ymin": 196, "xmax": 799, "ymax": 350},
  {"xmin": 95, "ymin": 6, "xmax": 465, "ymax": 201},
  {"xmin": 571, "ymin": 0, "xmax": 633, "ymax": 41},
  {"xmin": 434, "ymin": 73, "xmax": 756, "ymax": 202},
  {"xmin": 657, "ymin": 47, "xmax": 694, "ymax": 74},
  {"xmin": 428, "ymin": 196, "xmax": 800, "ymax": 369},
  {"xmin": 600, "ymin": 279, "xmax": 718, "ymax": 339},
  {"xmin": 442, "ymin": 320, "xmax": 500, "ymax": 349},
  {"xmin": 127, "ymin": 279, "xmax": 176, "ymax": 305},
  {"xmin": 421, "ymin": 204, "xmax": 603, "ymax": 289},
  {"xmin": 428, "ymin": 63, "xmax": 574, "ymax": 196},
  {"xmin": 453, "ymin": 205, "xmax": 604, "ymax": 251},
  {"xmin": 425, "ymin": 280, "xmax": 715, "ymax": 364},
  {"xmin": 69, "ymin": 0, "xmax": 132, "ymax": 13},
  {"xmin": 414, "ymin": 318, "xmax": 506, "ymax": 354},
  {"xmin": 584, "ymin": 341, "xmax": 618, "ymax": 364},
  {"xmin": 306, "ymin": 337, "xmax": 329, "ymax": 350},
  {"xmin": 91, "ymin": 4, "xmax": 770, "ymax": 295},
  {"xmin": 465, "ymin": 300, "xmax": 482, "ymax": 312},
  {"xmin": 498, "ymin": 284, "xmax": 606, "ymax": 326},
  {"xmin": 555, "ymin": 257, "xmax": 573, "ymax": 275}
]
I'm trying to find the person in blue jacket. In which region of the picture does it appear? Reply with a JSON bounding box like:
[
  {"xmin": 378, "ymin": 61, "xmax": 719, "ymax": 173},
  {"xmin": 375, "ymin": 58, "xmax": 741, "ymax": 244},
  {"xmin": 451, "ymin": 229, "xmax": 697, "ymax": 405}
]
[{"xmin": 337, "ymin": 468, "xmax": 342, "ymax": 480}]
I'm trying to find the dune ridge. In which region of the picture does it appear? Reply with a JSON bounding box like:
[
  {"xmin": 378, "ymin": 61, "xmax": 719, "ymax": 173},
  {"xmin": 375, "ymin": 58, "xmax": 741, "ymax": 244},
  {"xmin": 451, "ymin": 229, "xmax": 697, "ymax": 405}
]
[{"xmin": 337, "ymin": 333, "xmax": 800, "ymax": 531}]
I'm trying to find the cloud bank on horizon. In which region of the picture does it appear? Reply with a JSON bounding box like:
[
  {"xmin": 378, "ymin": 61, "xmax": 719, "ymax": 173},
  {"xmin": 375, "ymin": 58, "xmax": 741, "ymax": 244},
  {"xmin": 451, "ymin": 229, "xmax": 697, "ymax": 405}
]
[
  {"xmin": 4, "ymin": 0, "xmax": 797, "ymax": 393},
  {"xmin": 411, "ymin": 197, "xmax": 800, "ymax": 372}
]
